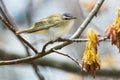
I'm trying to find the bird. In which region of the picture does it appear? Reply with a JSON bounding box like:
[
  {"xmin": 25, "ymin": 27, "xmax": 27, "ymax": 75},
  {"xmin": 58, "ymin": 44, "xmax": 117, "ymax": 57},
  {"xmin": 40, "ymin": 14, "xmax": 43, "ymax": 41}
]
[{"xmin": 16, "ymin": 13, "xmax": 76, "ymax": 39}]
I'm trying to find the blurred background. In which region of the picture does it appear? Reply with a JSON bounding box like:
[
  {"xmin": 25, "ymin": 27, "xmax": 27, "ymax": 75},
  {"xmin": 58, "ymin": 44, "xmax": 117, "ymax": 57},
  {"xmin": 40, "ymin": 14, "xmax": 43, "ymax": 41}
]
[{"xmin": 0, "ymin": 0, "xmax": 120, "ymax": 80}]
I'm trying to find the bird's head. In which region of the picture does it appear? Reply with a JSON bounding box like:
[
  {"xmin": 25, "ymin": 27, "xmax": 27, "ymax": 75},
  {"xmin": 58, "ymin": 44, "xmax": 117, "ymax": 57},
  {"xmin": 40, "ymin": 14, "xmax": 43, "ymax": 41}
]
[
  {"xmin": 47, "ymin": 13, "xmax": 76, "ymax": 22},
  {"xmin": 62, "ymin": 13, "xmax": 77, "ymax": 20}
]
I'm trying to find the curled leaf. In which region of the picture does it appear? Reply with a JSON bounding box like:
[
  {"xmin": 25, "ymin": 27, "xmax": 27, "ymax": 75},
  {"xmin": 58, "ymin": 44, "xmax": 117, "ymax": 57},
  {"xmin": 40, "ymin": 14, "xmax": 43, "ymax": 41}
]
[{"xmin": 105, "ymin": 8, "xmax": 120, "ymax": 52}]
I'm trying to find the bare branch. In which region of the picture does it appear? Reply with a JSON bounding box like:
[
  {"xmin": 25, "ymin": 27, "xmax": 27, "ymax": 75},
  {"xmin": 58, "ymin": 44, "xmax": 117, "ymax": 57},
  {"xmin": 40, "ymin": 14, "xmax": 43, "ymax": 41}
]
[
  {"xmin": 52, "ymin": 49, "xmax": 87, "ymax": 72},
  {"xmin": 1, "ymin": 49, "xmax": 120, "ymax": 78},
  {"xmin": 41, "ymin": 36, "xmax": 108, "ymax": 56}
]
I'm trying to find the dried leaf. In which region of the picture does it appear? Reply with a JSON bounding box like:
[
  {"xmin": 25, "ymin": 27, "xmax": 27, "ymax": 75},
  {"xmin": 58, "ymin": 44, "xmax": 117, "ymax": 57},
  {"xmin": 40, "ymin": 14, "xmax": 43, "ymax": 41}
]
[
  {"xmin": 105, "ymin": 8, "xmax": 120, "ymax": 53},
  {"xmin": 82, "ymin": 29, "xmax": 101, "ymax": 78}
]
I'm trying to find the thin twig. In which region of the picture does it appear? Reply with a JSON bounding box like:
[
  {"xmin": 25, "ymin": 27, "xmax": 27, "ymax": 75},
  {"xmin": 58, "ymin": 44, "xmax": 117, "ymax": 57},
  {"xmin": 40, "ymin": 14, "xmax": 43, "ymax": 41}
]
[
  {"xmin": 0, "ymin": 0, "xmax": 105, "ymax": 65},
  {"xmin": 41, "ymin": 38, "xmax": 87, "ymax": 54},
  {"xmin": 41, "ymin": 36, "xmax": 108, "ymax": 54},
  {"xmin": 99, "ymin": 36, "xmax": 108, "ymax": 42},
  {"xmin": 32, "ymin": 36, "xmax": 108, "ymax": 45},
  {"xmin": 51, "ymin": 37, "xmax": 108, "ymax": 43},
  {"xmin": 52, "ymin": 49, "xmax": 86, "ymax": 72},
  {"xmin": 41, "ymin": 39, "xmax": 60, "ymax": 54}
]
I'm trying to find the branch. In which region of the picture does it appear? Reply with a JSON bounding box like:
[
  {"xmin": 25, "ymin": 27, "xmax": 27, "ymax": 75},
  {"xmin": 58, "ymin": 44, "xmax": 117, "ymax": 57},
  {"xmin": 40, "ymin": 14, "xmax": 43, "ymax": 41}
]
[
  {"xmin": 52, "ymin": 49, "xmax": 87, "ymax": 72},
  {"xmin": 0, "ymin": 0, "xmax": 105, "ymax": 65},
  {"xmin": 41, "ymin": 36, "xmax": 108, "ymax": 54},
  {"xmin": 0, "ymin": 50, "xmax": 120, "ymax": 78}
]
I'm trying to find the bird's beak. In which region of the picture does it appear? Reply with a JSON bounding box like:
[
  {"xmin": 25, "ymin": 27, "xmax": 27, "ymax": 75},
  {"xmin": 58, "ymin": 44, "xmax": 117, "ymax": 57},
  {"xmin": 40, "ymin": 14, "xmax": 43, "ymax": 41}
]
[{"xmin": 71, "ymin": 16, "xmax": 77, "ymax": 19}]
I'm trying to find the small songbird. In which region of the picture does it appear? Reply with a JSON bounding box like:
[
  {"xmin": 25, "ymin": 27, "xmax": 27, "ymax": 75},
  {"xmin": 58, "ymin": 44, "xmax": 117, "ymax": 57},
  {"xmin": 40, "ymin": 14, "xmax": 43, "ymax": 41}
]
[{"xmin": 16, "ymin": 13, "xmax": 76, "ymax": 39}]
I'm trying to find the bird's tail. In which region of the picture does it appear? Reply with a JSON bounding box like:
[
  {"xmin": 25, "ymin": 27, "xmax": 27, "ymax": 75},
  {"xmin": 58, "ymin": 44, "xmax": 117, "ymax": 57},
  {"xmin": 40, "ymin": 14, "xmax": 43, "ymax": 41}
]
[{"xmin": 16, "ymin": 27, "xmax": 33, "ymax": 35}]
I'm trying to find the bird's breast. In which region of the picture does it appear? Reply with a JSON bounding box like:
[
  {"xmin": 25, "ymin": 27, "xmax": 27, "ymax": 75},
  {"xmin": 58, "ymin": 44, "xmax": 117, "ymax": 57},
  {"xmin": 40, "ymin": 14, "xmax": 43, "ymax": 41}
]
[{"xmin": 46, "ymin": 20, "xmax": 75, "ymax": 39}]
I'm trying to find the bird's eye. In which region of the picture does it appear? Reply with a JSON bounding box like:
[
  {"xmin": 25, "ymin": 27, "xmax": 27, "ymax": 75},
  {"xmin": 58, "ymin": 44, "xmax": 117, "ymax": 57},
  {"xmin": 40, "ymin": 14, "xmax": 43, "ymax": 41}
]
[
  {"xmin": 62, "ymin": 15, "xmax": 70, "ymax": 20},
  {"xmin": 62, "ymin": 13, "xmax": 76, "ymax": 20}
]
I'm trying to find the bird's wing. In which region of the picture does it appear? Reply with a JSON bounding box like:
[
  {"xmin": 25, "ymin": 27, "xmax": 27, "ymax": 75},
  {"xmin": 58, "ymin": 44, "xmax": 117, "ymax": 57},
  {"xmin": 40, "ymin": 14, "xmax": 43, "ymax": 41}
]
[
  {"xmin": 34, "ymin": 19, "xmax": 47, "ymax": 28},
  {"xmin": 29, "ymin": 20, "xmax": 59, "ymax": 33},
  {"xmin": 34, "ymin": 18, "xmax": 60, "ymax": 29}
]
